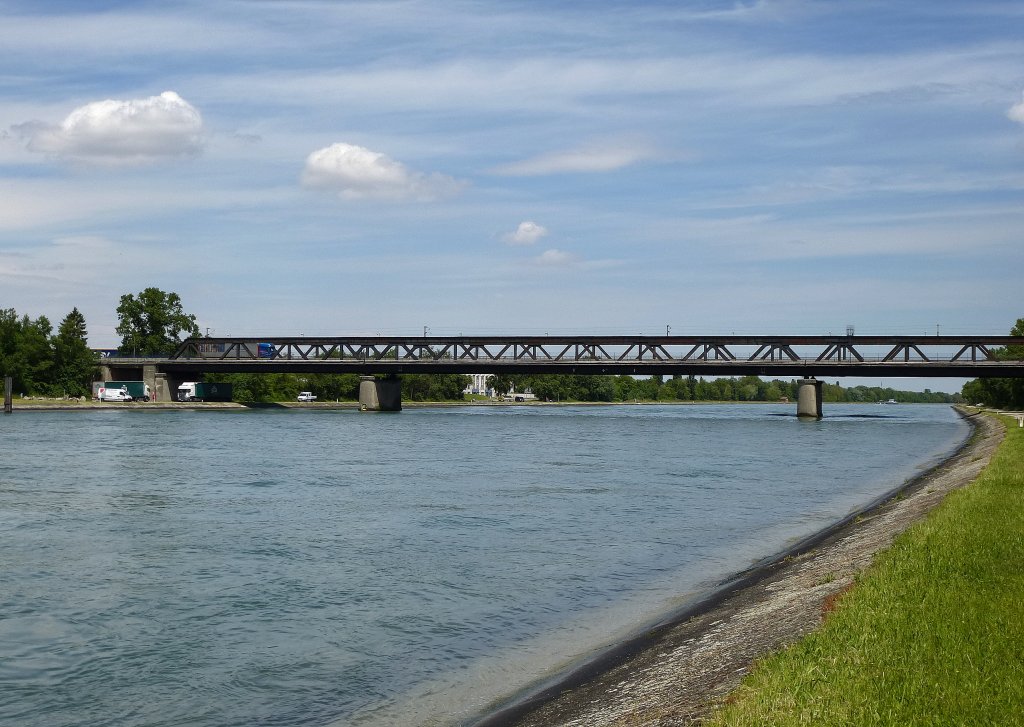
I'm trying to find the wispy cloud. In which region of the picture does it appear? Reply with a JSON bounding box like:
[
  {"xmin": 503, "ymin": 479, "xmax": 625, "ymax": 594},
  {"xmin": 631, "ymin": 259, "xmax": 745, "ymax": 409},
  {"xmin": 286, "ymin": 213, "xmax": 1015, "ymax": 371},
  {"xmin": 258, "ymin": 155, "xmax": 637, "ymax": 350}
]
[
  {"xmin": 495, "ymin": 140, "xmax": 661, "ymax": 176},
  {"xmin": 533, "ymin": 249, "xmax": 577, "ymax": 267},
  {"xmin": 1008, "ymin": 91, "xmax": 1024, "ymax": 124},
  {"xmin": 301, "ymin": 142, "xmax": 464, "ymax": 201},
  {"xmin": 503, "ymin": 221, "xmax": 548, "ymax": 246},
  {"xmin": 13, "ymin": 91, "xmax": 203, "ymax": 165}
]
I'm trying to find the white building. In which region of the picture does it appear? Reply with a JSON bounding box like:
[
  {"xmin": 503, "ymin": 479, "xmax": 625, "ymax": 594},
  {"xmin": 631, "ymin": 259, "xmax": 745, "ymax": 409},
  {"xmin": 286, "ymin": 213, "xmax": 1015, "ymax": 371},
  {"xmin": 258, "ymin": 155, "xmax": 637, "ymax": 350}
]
[{"xmin": 464, "ymin": 373, "xmax": 493, "ymax": 396}]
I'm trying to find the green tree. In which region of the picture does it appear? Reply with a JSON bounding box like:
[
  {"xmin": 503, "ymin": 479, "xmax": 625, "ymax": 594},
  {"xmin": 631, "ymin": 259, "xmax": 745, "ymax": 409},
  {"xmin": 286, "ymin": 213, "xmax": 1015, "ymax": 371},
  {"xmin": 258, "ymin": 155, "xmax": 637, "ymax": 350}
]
[
  {"xmin": 0, "ymin": 310, "xmax": 54, "ymax": 395},
  {"xmin": 305, "ymin": 373, "xmax": 360, "ymax": 401},
  {"xmin": 116, "ymin": 288, "xmax": 200, "ymax": 356},
  {"xmin": 0, "ymin": 308, "xmax": 19, "ymax": 384},
  {"xmin": 960, "ymin": 318, "xmax": 1024, "ymax": 409},
  {"xmin": 401, "ymin": 373, "xmax": 471, "ymax": 401},
  {"xmin": 52, "ymin": 308, "xmax": 97, "ymax": 397}
]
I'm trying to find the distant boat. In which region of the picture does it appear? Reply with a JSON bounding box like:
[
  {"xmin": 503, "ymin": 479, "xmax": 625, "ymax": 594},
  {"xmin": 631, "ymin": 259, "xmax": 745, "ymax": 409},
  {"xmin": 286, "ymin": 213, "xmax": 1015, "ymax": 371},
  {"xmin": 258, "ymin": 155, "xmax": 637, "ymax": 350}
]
[{"xmin": 885, "ymin": 399, "xmax": 898, "ymax": 404}]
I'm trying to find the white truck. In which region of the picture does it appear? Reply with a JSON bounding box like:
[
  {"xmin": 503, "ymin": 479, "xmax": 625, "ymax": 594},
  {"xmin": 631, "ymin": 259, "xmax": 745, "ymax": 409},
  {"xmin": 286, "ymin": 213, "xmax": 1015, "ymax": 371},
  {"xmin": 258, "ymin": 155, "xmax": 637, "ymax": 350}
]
[{"xmin": 297, "ymin": 392, "xmax": 317, "ymax": 402}]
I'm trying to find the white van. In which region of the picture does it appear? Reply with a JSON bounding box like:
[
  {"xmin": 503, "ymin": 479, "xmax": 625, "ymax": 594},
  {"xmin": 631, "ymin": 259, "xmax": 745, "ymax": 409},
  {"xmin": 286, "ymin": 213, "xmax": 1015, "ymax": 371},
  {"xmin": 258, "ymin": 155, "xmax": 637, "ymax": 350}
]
[{"xmin": 99, "ymin": 387, "xmax": 133, "ymax": 402}]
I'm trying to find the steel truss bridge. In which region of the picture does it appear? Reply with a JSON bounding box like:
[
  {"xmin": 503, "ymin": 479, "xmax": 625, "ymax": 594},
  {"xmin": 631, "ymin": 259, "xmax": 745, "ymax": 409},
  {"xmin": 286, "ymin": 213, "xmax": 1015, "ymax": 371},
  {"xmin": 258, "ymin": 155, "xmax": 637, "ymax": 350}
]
[{"xmin": 158, "ymin": 335, "xmax": 1024, "ymax": 378}]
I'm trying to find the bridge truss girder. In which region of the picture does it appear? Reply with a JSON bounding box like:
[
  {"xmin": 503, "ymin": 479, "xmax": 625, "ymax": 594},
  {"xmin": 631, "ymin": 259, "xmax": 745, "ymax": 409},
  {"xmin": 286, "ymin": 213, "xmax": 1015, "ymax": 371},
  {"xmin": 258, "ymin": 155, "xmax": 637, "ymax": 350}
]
[{"xmin": 161, "ymin": 334, "xmax": 1024, "ymax": 379}]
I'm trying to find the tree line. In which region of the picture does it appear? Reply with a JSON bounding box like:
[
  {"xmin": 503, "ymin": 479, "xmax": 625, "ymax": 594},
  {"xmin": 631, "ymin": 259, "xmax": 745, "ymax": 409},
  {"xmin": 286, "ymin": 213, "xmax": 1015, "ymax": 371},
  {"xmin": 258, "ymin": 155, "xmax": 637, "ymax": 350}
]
[
  {"xmin": 960, "ymin": 317, "xmax": 1024, "ymax": 409},
  {"xmin": 488, "ymin": 373, "xmax": 958, "ymax": 404},
  {"xmin": 0, "ymin": 307, "xmax": 97, "ymax": 397}
]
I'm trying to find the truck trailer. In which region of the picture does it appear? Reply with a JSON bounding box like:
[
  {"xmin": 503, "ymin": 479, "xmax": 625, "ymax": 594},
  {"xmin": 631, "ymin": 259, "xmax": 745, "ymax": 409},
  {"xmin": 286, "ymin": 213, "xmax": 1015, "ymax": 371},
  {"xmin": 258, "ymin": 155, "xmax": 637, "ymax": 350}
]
[{"xmin": 176, "ymin": 381, "xmax": 233, "ymax": 402}]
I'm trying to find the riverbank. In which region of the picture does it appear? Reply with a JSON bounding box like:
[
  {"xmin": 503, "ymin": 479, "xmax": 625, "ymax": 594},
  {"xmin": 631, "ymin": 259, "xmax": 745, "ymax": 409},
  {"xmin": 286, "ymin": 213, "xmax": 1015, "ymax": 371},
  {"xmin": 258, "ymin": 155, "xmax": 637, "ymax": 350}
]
[{"xmin": 474, "ymin": 407, "xmax": 1004, "ymax": 726}]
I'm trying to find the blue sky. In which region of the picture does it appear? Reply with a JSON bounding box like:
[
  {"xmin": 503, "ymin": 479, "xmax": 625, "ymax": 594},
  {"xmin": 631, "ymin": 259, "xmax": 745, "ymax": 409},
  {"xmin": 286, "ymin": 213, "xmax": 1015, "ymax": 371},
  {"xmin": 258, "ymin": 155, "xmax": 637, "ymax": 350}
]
[{"xmin": 2, "ymin": 0, "xmax": 1023, "ymax": 368}]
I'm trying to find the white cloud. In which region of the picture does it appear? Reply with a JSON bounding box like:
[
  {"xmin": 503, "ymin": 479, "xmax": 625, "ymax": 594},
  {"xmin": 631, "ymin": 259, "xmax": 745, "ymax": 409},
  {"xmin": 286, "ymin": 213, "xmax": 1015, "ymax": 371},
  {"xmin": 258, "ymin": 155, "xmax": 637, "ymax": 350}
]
[
  {"xmin": 495, "ymin": 141, "xmax": 660, "ymax": 176},
  {"xmin": 301, "ymin": 142, "xmax": 464, "ymax": 201},
  {"xmin": 533, "ymin": 249, "xmax": 577, "ymax": 266},
  {"xmin": 1008, "ymin": 92, "xmax": 1024, "ymax": 124},
  {"xmin": 503, "ymin": 221, "xmax": 548, "ymax": 246},
  {"xmin": 18, "ymin": 91, "xmax": 203, "ymax": 164}
]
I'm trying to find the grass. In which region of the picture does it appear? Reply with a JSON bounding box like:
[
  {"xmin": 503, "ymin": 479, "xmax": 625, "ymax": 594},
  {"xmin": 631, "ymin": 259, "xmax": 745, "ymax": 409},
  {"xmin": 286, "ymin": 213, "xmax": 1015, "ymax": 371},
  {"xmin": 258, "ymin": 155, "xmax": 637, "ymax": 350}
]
[{"xmin": 708, "ymin": 414, "xmax": 1024, "ymax": 727}]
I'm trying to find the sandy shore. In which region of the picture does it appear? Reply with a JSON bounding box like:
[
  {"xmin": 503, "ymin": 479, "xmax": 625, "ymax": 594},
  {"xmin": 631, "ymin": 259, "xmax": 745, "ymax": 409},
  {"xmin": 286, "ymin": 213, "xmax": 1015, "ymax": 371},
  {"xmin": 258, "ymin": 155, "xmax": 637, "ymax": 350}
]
[{"xmin": 474, "ymin": 408, "xmax": 1003, "ymax": 727}]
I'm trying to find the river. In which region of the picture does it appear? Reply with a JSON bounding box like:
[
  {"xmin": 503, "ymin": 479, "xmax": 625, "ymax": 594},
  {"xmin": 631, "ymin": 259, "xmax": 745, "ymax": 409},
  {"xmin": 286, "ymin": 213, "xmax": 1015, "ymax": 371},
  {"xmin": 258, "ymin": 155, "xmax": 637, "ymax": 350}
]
[{"xmin": 0, "ymin": 403, "xmax": 969, "ymax": 726}]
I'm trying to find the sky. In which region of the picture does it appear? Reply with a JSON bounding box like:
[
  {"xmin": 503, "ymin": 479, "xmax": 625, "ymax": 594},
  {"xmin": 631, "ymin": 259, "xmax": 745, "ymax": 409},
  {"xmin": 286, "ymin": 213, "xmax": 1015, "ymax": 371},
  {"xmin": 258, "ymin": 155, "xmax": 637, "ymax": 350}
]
[{"xmin": 2, "ymin": 1, "xmax": 1023, "ymax": 393}]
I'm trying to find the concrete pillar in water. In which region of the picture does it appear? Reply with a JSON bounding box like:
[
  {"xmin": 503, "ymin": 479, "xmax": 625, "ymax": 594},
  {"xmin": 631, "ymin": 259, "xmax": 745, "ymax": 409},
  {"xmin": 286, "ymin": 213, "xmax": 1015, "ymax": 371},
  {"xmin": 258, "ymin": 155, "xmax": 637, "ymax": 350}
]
[
  {"xmin": 359, "ymin": 375, "xmax": 402, "ymax": 412},
  {"xmin": 4, "ymin": 376, "xmax": 12, "ymax": 413},
  {"xmin": 797, "ymin": 377, "xmax": 823, "ymax": 418}
]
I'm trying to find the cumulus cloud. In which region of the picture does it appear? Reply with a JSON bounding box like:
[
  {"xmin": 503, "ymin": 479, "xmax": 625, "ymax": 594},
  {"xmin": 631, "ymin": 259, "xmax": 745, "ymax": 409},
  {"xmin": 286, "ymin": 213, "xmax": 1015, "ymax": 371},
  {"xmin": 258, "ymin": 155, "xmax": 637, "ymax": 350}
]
[
  {"xmin": 495, "ymin": 140, "xmax": 659, "ymax": 176},
  {"xmin": 503, "ymin": 220, "xmax": 548, "ymax": 246},
  {"xmin": 302, "ymin": 142, "xmax": 463, "ymax": 200},
  {"xmin": 1008, "ymin": 92, "xmax": 1024, "ymax": 124},
  {"xmin": 534, "ymin": 248, "xmax": 577, "ymax": 266},
  {"xmin": 17, "ymin": 91, "xmax": 203, "ymax": 164}
]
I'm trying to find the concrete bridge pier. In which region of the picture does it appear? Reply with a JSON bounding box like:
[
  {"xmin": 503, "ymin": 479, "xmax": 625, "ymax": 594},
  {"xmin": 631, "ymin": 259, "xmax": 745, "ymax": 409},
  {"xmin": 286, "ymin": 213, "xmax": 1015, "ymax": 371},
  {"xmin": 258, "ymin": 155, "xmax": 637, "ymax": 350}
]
[
  {"xmin": 797, "ymin": 377, "xmax": 823, "ymax": 419},
  {"xmin": 142, "ymin": 365, "xmax": 160, "ymax": 401},
  {"xmin": 359, "ymin": 375, "xmax": 402, "ymax": 412}
]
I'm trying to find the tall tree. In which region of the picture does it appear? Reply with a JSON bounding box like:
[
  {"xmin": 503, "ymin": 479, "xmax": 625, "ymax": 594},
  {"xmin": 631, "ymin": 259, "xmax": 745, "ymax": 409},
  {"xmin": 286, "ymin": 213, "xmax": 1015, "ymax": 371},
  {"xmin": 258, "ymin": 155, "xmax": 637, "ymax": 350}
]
[
  {"xmin": 116, "ymin": 288, "xmax": 200, "ymax": 356},
  {"xmin": 0, "ymin": 310, "xmax": 54, "ymax": 395},
  {"xmin": 53, "ymin": 308, "xmax": 97, "ymax": 397}
]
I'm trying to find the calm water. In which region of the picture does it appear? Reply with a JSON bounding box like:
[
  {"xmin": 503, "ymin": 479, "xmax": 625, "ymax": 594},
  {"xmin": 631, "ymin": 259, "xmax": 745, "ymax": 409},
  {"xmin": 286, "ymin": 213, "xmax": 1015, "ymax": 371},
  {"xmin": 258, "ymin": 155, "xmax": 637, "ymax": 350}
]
[{"xmin": 0, "ymin": 404, "xmax": 968, "ymax": 726}]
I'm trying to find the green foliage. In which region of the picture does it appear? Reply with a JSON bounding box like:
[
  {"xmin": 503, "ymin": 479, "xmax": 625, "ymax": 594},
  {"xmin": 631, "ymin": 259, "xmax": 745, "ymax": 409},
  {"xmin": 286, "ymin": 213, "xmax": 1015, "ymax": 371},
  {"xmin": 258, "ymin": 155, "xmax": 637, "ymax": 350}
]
[
  {"xmin": 402, "ymin": 373, "xmax": 471, "ymax": 401},
  {"xmin": 52, "ymin": 308, "xmax": 98, "ymax": 397},
  {"xmin": 961, "ymin": 317, "xmax": 1024, "ymax": 409},
  {"xmin": 1, "ymin": 308, "xmax": 53, "ymax": 395},
  {"xmin": 476, "ymin": 373, "xmax": 953, "ymax": 404},
  {"xmin": 116, "ymin": 287, "xmax": 200, "ymax": 356},
  {"xmin": 489, "ymin": 374, "xmax": 515, "ymax": 397},
  {"xmin": 305, "ymin": 373, "xmax": 361, "ymax": 400},
  {"xmin": 0, "ymin": 307, "xmax": 96, "ymax": 396}
]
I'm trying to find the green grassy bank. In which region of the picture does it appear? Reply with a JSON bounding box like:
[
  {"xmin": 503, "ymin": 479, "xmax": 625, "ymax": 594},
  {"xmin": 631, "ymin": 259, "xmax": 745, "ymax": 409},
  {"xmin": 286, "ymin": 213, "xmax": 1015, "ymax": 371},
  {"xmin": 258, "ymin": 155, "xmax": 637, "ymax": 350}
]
[{"xmin": 708, "ymin": 414, "xmax": 1024, "ymax": 726}]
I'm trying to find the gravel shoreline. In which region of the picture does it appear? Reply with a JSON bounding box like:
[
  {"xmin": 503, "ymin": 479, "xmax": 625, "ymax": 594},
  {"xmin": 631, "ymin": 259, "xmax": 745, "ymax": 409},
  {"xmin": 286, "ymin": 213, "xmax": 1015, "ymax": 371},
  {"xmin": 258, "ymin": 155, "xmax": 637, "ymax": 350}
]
[{"xmin": 473, "ymin": 408, "xmax": 1003, "ymax": 727}]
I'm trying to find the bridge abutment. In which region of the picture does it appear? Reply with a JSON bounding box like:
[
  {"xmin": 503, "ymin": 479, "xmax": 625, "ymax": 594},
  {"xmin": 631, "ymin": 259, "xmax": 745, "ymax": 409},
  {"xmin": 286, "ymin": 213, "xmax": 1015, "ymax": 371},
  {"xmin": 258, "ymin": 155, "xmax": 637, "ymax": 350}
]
[
  {"xmin": 359, "ymin": 375, "xmax": 402, "ymax": 412},
  {"xmin": 797, "ymin": 377, "xmax": 823, "ymax": 418}
]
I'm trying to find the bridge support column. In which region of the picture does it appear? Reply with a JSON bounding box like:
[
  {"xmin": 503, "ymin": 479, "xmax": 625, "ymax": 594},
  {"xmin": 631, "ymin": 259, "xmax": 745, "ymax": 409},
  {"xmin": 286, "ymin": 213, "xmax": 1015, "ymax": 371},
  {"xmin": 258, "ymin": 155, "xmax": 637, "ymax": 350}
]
[
  {"xmin": 359, "ymin": 375, "xmax": 402, "ymax": 412},
  {"xmin": 797, "ymin": 377, "xmax": 823, "ymax": 419},
  {"xmin": 153, "ymin": 372, "xmax": 171, "ymax": 403},
  {"xmin": 142, "ymin": 365, "xmax": 159, "ymax": 402}
]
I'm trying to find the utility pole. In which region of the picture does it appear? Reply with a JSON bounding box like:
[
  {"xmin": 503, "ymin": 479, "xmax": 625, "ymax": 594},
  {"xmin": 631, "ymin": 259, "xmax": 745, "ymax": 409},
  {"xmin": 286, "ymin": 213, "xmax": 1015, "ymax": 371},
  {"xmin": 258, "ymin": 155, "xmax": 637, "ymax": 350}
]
[{"xmin": 4, "ymin": 376, "xmax": 12, "ymax": 414}]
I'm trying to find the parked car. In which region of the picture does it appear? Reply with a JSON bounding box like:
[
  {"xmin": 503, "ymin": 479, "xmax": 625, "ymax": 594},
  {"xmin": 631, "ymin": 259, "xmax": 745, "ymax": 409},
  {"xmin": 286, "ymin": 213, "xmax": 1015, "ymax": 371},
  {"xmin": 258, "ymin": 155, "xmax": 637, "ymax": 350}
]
[{"xmin": 297, "ymin": 392, "xmax": 317, "ymax": 402}]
